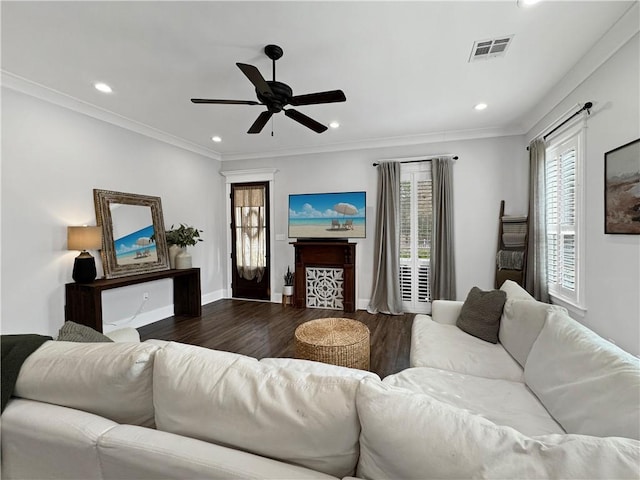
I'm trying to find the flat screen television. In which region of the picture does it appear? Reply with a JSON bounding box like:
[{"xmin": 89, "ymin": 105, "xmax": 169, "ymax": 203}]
[{"xmin": 288, "ymin": 191, "xmax": 366, "ymax": 239}]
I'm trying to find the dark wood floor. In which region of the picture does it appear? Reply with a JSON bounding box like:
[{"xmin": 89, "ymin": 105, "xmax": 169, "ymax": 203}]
[{"xmin": 138, "ymin": 299, "xmax": 414, "ymax": 378}]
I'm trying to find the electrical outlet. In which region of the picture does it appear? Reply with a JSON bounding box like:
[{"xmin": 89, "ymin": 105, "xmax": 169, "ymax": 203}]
[{"xmin": 143, "ymin": 292, "xmax": 149, "ymax": 301}]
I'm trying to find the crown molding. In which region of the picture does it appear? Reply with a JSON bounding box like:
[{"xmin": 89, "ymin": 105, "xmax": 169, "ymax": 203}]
[
  {"xmin": 519, "ymin": 2, "xmax": 640, "ymax": 137},
  {"xmin": 221, "ymin": 125, "xmax": 523, "ymax": 162},
  {"xmin": 1, "ymin": 70, "xmax": 222, "ymax": 161},
  {"xmin": 219, "ymin": 168, "xmax": 278, "ymax": 183}
]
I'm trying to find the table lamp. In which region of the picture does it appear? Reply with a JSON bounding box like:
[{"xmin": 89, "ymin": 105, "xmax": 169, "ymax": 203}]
[{"xmin": 67, "ymin": 226, "xmax": 102, "ymax": 283}]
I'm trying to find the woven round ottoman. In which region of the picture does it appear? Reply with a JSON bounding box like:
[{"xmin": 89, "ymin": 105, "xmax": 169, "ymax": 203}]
[{"xmin": 294, "ymin": 318, "xmax": 370, "ymax": 370}]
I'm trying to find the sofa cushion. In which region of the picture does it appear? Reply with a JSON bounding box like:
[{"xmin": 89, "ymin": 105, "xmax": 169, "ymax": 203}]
[
  {"xmin": 153, "ymin": 342, "xmax": 363, "ymax": 478},
  {"xmin": 456, "ymin": 287, "xmax": 507, "ymax": 343},
  {"xmin": 431, "ymin": 300, "xmax": 464, "ymax": 325},
  {"xmin": 104, "ymin": 326, "xmax": 141, "ymax": 343},
  {"xmin": 57, "ymin": 321, "xmax": 114, "ymax": 342},
  {"xmin": 356, "ymin": 379, "xmax": 640, "ymax": 480},
  {"xmin": 500, "ymin": 279, "xmax": 534, "ymax": 301},
  {"xmin": 1, "ymin": 399, "xmax": 118, "ymax": 480},
  {"xmin": 260, "ymin": 357, "xmax": 380, "ymax": 381},
  {"xmin": 499, "ymin": 299, "xmax": 567, "ymax": 367},
  {"xmin": 383, "ymin": 367, "xmax": 563, "ymax": 437},
  {"xmin": 98, "ymin": 424, "xmax": 337, "ymax": 480},
  {"xmin": 410, "ymin": 315, "xmax": 524, "ymax": 382},
  {"xmin": 525, "ymin": 310, "xmax": 640, "ymax": 440},
  {"xmin": 14, "ymin": 341, "xmax": 158, "ymax": 427}
]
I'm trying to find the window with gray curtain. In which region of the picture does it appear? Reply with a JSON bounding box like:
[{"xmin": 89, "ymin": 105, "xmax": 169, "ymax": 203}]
[
  {"xmin": 367, "ymin": 161, "xmax": 403, "ymax": 315},
  {"xmin": 526, "ymin": 138, "xmax": 550, "ymax": 302},
  {"xmin": 430, "ymin": 157, "xmax": 456, "ymax": 301}
]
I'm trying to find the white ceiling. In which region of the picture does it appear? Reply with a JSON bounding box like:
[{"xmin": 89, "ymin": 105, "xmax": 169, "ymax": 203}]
[{"xmin": 1, "ymin": 1, "xmax": 636, "ymax": 160}]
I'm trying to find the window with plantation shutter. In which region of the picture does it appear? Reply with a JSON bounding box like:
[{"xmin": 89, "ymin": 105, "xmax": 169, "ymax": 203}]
[
  {"xmin": 400, "ymin": 163, "xmax": 432, "ymax": 313},
  {"xmin": 545, "ymin": 124, "xmax": 584, "ymax": 307}
]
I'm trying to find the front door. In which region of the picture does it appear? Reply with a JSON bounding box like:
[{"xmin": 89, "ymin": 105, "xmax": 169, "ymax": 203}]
[{"xmin": 231, "ymin": 182, "xmax": 270, "ymax": 300}]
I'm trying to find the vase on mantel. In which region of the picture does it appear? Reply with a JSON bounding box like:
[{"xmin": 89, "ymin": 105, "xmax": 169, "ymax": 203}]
[
  {"xmin": 168, "ymin": 244, "xmax": 181, "ymax": 269},
  {"xmin": 175, "ymin": 247, "xmax": 192, "ymax": 269}
]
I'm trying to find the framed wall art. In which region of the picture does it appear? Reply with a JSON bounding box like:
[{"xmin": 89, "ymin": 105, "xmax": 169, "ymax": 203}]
[
  {"xmin": 94, "ymin": 189, "xmax": 170, "ymax": 278},
  {"xmin": 604, "ymin": 138, "xmax": 640, "ymax": 234}
]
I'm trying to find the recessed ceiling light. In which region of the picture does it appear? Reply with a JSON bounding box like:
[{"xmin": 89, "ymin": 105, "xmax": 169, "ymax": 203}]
[
  {"xmin": 474, "ymin": 103, "xmax": 488, "ymax": 111},
  {"xmin": 94, "ymin": 82, "xmax": 112, "ymax": 94},
  {"xmin": 211, "ymin": 136, "xmax": 222, "ymax": 143},
  {"xmin": 329, "ymin": 121, "xmax": 340, "ymax": 129}
]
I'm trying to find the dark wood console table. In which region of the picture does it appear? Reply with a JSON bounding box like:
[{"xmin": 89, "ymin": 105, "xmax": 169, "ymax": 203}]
[
  {"xmin": 65, "ymin": 268, "xmax": 201, "ymax": 333},
  {"xmin": 292, "ymin": 241, "xmax": 356, "ymax": 312}
]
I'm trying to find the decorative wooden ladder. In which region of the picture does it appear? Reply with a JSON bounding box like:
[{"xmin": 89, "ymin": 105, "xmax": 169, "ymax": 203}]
[{"xmin": 495, "ymin": 200, "xmax": 529, "ymax": 288}]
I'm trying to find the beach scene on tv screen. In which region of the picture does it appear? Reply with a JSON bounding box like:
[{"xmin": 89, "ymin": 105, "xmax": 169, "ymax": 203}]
[{"xmin": 289, "ymin": 191, "xmax": 366, "ymax": 238}]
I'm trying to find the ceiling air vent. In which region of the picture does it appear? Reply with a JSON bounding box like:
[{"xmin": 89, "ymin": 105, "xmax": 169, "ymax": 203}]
[{"xmin": 469, "ymin": 35, "xmax": 514, "ymax": 62}]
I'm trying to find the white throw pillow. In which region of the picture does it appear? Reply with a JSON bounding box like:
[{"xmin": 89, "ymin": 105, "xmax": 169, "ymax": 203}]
[
  {"xmin": 356, "ymin": 379, "xmax": 640, "ymax": 480},
  {"xmin": 14, "ymin": 341, "xmax": 159, "ymax": 427},
  {"xmin": 499, "ymin": 279, "xmax": 534, "ymax": 301},
  {"xmin": 499, "ymin": 299, "xmax": 567, "ymax": 366},
  {"xmin": 153, "ymin": 342, "xmax": 364, "ymax": 478},
  {"xmin": 525, "ymin": 310, "xmax": 640, "ymax": 439}
]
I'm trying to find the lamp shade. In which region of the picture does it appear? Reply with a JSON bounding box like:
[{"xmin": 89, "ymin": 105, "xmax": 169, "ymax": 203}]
[{"xmin": 67, "ymin": 226, "xmax": 102, "ymax": 251}]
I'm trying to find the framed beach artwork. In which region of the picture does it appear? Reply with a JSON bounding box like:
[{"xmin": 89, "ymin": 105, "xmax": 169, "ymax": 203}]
[
  {"xmin": 94, "ymin": 189, "xmax": 170, "ymax": 278},
  {"xmin": 288, "ymin": 191, "xmax": 366, "ymax": 239},
  {"xmin": 604, "ymin": 138, "xmax": 640, "ymax": 234}
]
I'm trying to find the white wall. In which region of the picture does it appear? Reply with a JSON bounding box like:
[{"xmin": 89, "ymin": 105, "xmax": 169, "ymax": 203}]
[
  {"xmin": 223, "ymin": 134, "xmax": 528, "ymax": 307},
  {"xmin": 526, "ymin": 33, "xmax": 640, "ymax": 356},
  {"xmin": 1, "ymin": 88, "xmax": 227, "ymax": 336}
]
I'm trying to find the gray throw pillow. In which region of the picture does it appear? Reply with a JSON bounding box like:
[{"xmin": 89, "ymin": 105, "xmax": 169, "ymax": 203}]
[
  {"xmin": 456, "ymin": 287, "xmax": 507, "ymax": 344},
  {"xmin": 57, "ymin": 321, "xmax": 113, "ymax": 343}
]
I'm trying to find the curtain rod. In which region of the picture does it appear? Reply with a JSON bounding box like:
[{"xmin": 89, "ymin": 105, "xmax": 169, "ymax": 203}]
[
  {"xmin": 372, "ymin": 155, "xmax": 458, "ymax": 167},
  {"xmin": 527, "ymin": 102, "xmax": 592, "ymax": 150},
  {"xmin": 543, "ymin": 102, "xmax": 592, "ymax": 140}
]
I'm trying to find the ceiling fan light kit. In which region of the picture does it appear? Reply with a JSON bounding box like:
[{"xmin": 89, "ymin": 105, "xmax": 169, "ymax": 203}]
[{"xmin": 191, "ymin": 44, "xmax": 346, "ymax": 135}]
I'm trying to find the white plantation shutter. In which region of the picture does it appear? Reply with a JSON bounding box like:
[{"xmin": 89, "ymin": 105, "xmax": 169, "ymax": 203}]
[
  {"xmin": 399, "ymin": 164, "xmax": 432, "ymax": 313},
  {"xmin": 545, "ymin": 126, "xmax": 583, "ymax": 306},
  {"xmin": 546, "ymin": 155, "xmax": 559, "ymax": 286}
]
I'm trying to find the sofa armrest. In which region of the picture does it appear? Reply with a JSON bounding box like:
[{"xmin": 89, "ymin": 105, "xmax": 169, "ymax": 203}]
[
  {"xmin": 105, "ymin": 327, "xmax": 140, "ymax": 343},
  {"xmin": 431, "ymin": 300, "xmax": 464, "ymax": 325}
]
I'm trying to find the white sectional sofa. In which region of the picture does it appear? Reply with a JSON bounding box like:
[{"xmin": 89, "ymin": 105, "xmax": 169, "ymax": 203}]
[
  {"xmin": 383, "ymin": 280, "xmax": 640, "ymax": 478},
  {"xmin": 2, "ymin": 280, "xmax": 639, "ymax": 479}
]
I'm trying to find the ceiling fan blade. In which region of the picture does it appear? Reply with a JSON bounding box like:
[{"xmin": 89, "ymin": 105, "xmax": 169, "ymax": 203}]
[
  {"xmin": 284, "ymin": 109, "xmax": 328, "ymax": 133},
  {"xmin": 191, "ymin": 98, "xmax": 261, "ymax": 105},
  {"xmin": 248, "ymin": 111, "xmax": 273, "ymax": 134},
  {"xmin": 236, "ymin": 63, "xmax": 274, "ymax": 98},
  {"xmin": 290, "ymin": 90, "xmax": 346, "ymax": 106}
]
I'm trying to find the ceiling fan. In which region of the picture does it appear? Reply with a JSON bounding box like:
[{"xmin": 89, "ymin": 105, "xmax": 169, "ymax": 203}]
[{"xmin": 191, "ymin": 44, "xmax": 346, "ymax": 134}]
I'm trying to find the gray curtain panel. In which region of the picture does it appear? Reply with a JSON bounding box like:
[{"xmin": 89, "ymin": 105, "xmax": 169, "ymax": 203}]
[
  {"xmin": 367, "ymin": 161, "xmax": 403, "ymax": 315},
  {"xmin": 525, "ymin": 138, "xmax": 550, "ymax": 302},
  {"xmin": 430, "ymin": 157, "xmax": 456, "ymax": 301}
]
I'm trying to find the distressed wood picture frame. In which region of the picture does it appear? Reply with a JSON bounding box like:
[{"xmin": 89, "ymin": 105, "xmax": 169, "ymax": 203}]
[{"xmin": 94, "ymin": 189, "xmax": 170, "ymax": 278}]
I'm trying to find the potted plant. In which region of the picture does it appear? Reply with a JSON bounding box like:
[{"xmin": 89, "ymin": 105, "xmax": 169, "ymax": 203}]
[
  {"xmin": 163, "ymin": 228, "xmax": 181, "ymax": 268},
  {"xmin": 170, "ymin": 224, "xmax": 203, "ymax": 269},
  {"xmin": 283, "ymin": 266, "xmax": 295, "ymax": 296}
]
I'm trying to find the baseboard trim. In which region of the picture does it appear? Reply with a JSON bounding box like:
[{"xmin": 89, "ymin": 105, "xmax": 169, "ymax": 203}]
[{"xmin": 103, "ymin": 289, "xmax": 226, "ymax": 332}]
